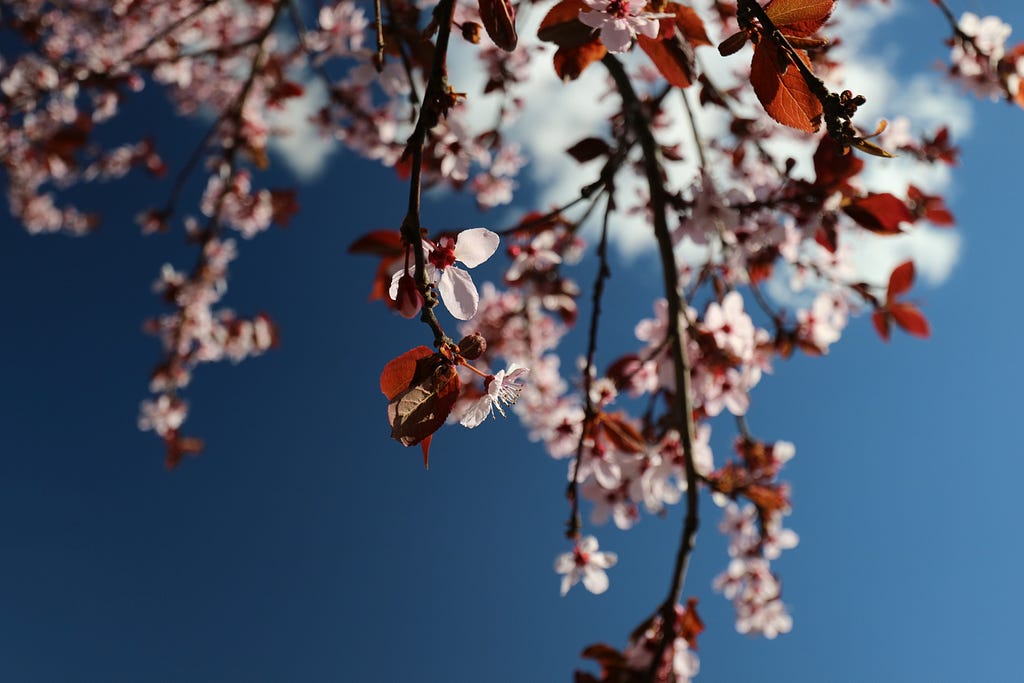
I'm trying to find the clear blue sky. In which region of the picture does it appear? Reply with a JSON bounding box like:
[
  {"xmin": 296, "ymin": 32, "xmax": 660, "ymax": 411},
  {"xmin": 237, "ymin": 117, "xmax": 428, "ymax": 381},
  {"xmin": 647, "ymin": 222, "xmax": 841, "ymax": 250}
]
[{"xmin": 2, "ymin": 2, "xmax": 1023, "ymax": 681}]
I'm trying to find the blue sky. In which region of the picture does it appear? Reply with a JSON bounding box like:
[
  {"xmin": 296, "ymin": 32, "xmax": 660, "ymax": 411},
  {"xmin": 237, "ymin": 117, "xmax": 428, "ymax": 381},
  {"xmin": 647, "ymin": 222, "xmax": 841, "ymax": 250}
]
[{"xmin": 3, "ymin": 1, "xmax": 1024, "ymax": 681}]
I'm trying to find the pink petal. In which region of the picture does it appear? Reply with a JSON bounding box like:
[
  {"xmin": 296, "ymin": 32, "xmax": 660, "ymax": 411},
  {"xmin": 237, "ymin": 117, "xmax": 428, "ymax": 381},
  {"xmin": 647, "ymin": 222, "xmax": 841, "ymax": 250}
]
[
  {"xmin": 582, "ymin": 566, "xmax": 609, "ymax": 594},
  {"xmin": 601, "ymin": 23, "xmax": 633, "ymax": 53},
  {"xmin": 578, "ymin": 10, "xmax": 608, "ymax": 30},
  {"xmin": 437, "ymin": 266, "xmax": 479, "ymax": 320},
  {"xmin": 635, "ymin": 16, "xmax": 659, "ymax": 40},
  {"xmin": 453, "ymin": 228, "xmax": 499, "ymax": 268}
]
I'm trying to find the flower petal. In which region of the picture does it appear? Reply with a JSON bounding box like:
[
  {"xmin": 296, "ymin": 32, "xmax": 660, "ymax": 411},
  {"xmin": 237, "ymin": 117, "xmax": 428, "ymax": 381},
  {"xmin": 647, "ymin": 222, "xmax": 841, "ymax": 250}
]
[
  {"xmin": 438, "ymin": 266, "xmax": 479, "ymax": 320},
  {"xmin": 459, "ymin": 395, "xmax": 493, "ymax": 428},
  {"xmin": 581, "ymin": 566, "xmax": 609, "ymax": 594},
  {"xmin": 453, "ymin": 228, "xmax": 499, "ymax": 268}
]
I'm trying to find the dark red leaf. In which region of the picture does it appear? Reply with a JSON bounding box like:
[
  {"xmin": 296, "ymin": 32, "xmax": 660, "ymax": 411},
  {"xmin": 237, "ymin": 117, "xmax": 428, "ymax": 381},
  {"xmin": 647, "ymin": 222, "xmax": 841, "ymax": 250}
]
[
  {"xmin": 479, "ymin": 0, "xmax": 518, "ymax": 51},
  {"xmin": 349, "ymin": 229, "xmax": 405, "ymax": 257},
  {"xmin": 890, "ymin": 302, "xmax": 930, "ymax": 338},
  {"xmin": 764, "ymin": 0, "xmax": 834, "ymax": 34},
  {"xmin": 388, "ymin": 364, "xmax": 461, "ymax": 447},
  {"xmin": 639, "ymin": 30, "xmax": 694, "ymax": 88},
  {"xmin": 872, "ymin": 309, "xmax": 891, "ymax": 342},
  {"xmin": 886, "ymin": 260, "xmax": 915, "ymax": 301},
  {"xmin": 750, "ymin": 39, "xmax": 822, "ymax": 132},
  {"xmin": 843, "ymin": 193, "xmax": 913, "ymax": 234},
  {"xmin": 566, "ymin": 137, "xmax": 612, "ymax": 163},
  {"xmin": 597, "ymin": 412, "xmax": 646, "ymax": 454},
  {"xmin": 380, "ymin": 346, "xmax": 434, "ymax": 400},
  {"xmin": 538, "ymin": 0, "xmax": 594, "ymax": 47},
  {"xmin": 553, "ymin": 40, "xmax": 607, "ymax": 81},
  {"xmin": 678, "ymin": 597, "xmax": 705, "ymax": 649}
]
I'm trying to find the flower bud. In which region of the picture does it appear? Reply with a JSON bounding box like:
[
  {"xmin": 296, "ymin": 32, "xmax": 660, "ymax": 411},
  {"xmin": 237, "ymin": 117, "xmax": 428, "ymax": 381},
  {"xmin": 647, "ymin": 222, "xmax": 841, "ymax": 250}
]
[
  {"xmin": 395, "ymin": 274, "xmax": 424, "ymax": 319},
  {"xmin": 461, "ymin": 21, "xmax": 482, "ymax": 44},
  {"xmin": 458, "ymin": 332, "xmax": 487, "ymax": 360}
]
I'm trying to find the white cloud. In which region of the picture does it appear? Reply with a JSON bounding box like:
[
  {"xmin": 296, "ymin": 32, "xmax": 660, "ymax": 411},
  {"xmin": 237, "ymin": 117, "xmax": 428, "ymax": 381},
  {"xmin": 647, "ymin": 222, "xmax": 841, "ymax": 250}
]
[{"xmin": 267, "ymin": 73, "xmax": 338, "ymax": 180}]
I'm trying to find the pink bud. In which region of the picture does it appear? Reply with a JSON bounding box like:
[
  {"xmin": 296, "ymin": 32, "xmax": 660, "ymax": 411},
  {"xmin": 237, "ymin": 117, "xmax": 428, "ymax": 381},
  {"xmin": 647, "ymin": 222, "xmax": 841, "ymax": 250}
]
[{"xmin": 395, "ymin": 274, "xmax": 424, "ymax": 318}]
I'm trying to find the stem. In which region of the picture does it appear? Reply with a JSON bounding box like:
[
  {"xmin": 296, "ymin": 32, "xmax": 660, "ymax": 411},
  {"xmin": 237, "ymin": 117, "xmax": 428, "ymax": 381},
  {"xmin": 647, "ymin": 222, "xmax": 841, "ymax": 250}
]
[
  {"xmin": 602, "ymin": 54, "xmax": 700, "ymax": 680},
  {"xmin": 567, "ymin": 191, "xmax": 615, "ymax": 539},
  {"xmin": 399, "ymin": 0, "xmax": 458, "ymax": 347}
]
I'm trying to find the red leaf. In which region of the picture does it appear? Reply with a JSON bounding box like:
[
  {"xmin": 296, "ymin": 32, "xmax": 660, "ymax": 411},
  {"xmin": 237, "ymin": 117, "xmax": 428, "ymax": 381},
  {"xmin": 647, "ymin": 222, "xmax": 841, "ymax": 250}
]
[
  {"xmin": 538, "ymin": 0, "xmax": 594, "ymax": 47},
  {"xmin": 871, "ymin": 309, "xmax": 891, "ymax": 342},
  {"xmin": 349, "ymin": 229, "xmax": 404, "ymax": 257},
  {"xmin": 388, "ymin": 364, "xmax": 461, "ymax": 447},
  {"xmin": 553, "ymin": 40, "xmax": 607, "ymax": 81},
  {"xmin": 639, "ymin": 31, "xmax": 694, "ymax": 88},
  {"xmin": 886, "ymin": 260, "xmax": 915, "ymax": 301},
  {"xmin": 380, "ymin": 346, "xmax": 434, "ymax": 400},
  {"xmin": 678, "ymin": 597, "xmax": 705, "ymax": 649},
  {"xmin": 843, "ymin": 193, "xmax": 913, "ymax": 234},
  {"xmin": 890, "ymin": 302, "xmax": 930, "ymax": 338},
  {"xmin": 812, "ymin": 135, "xmax": 863, "ymax": 190},
  {"xmin": 269, "ymin": 189, "xmax": 300, "ymax": 227},
  {"xmin": 596, "ymin": 412, "xmax": 646, "ymax": 454},
  {"xmin": 566, "ymin": 137, "xmax": 612, "ymax": 162},
  {"xmin": 907, "ymin": 185, "xmax": 955, "ymax": 226},
  {"xmin": 479, "ymin": 0, "xmax": 518, "ymax": 51},
  {"xmin": 764, "ymin": 0, "xmax": 834, "ymax": 35},
  {"xmin": 671, "ymin": 3, "xmax": 712, "ymax": 46},
  {"xmin": 750, "ymin": 39, "xmax": 821, "ymax": 132},
  {"xmin": 420, "ymin": 434, "xmax": 433, "ymax": 469}
]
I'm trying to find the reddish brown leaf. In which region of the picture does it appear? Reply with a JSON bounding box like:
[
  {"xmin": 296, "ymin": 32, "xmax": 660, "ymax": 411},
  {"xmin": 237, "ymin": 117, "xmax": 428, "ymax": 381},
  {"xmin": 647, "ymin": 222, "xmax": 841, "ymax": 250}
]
[
  {"xmin": 380, "ymin": 346, "xmax": 434, "ymax": 400},
  {"xmin": 479, "ymin": 0, "xmax": 518, "ymax": 51},
  {"xmin": 538, "ymin": 0, "xmax": 594, "ymax": 47},
  {"xmin": 420, "ymin": 434, "xmax": 433, "ymax": 469},
  {"xmin": 907, "ymin": 185, "xmax": 955, "ymax": 226},
  {"xmin": 349, "ymin": 229, "xmax": 404, "ymax": 257},
  {"xmin": 886, "ymin": 260, "xmax": 915, "ymax": 301},
  {"xmin": 269, "ymin": 189, "xmax": 300, "ymax": 227},
  {"xmin": 872, "ymin": 309, "xmax": 891, "ymax": 342},
  {"xmin": 718, "ymin": 30, "xmax": 749, "ymax": 56},
  {"xmin": 890, "ymin": 302, "xmax": 930, "ymax": 338},
  {"xmin": 670, "ymin": 3, "xmax": 712, "ymax": 46},
  {"xmin": 764, "ymin": 0, "xmax": 834, "ymax": 35},
  {"xmin": 812, "ymin": 135, "xmax": 863, "ymax": 190},
  {"xmin": 597, "ymin": 412, "xmax": 646, "ymax": 454},
  {"xmin": 843, "ymin": 193, "xmax": 913, "ymax": 234},
  {"xmin": 566, "ymin": 137, "xmax": 612, "ymax": 163},
  {"xmin": 639, "ymin": 31, "xmax": 694, "ymax": 88},
  {"xmin": 388, "ymin": 364, "xmax": 461, "ymax": 447},
  {"xmin": 678, "ymin": 597, "xmax": 705, "ymax": 649},
  {"xmin": 553, "ymin": 40, "xmax": 607, "ymax": 81},
  {"xmin": 750, "ymin": 40, "xmax": 821, "ymax": 132}
]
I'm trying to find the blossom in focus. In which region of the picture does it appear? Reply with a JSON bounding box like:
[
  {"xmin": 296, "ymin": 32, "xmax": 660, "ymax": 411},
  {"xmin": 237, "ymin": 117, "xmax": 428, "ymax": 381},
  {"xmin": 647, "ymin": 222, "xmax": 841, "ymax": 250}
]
[
  {"xmin": 554, "ymin": 535, "xmax": 618, "ymax": 596},
  {"xmin": 578, "ymin": 0, "xmax": 660, "ymax": 54},
  {"xmin": 460, "ymin": 364, "xmax": 530, "ymax": 428},
  {"xmin": 389, "ymin": 227, "xmax": 500, "ymax": 320}
]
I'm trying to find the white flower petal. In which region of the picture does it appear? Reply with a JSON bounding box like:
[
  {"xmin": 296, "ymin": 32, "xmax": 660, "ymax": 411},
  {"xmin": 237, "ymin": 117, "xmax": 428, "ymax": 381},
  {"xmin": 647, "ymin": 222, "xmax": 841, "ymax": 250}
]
[
  {"xmin": 578, "ymin": 535, "xmax": 599, "ymax": 553},
  {"xmin": 582, "ymin": 565, "xmax": 609, "ymax": 594},
  {"xmin": 459, "ymin": 396, "xmax": 493, "ymax": 428},
  {"xmin": 453, "ymin": 228, "xmax": 499, "ymax": 268},
  {"xmin": 438, "ymin": 266, "xmax": 479, "ymax": 320},
  {"xmin": 560, "ymin": 572, "xmax": 576, "ymax": 596},
  {"xmin": 589, "ymin": 550, "xmax": 618, "ymax": 569},
  {"xmin": 554, "ymin": 553, "xmax": 576, "ymax": 573}
]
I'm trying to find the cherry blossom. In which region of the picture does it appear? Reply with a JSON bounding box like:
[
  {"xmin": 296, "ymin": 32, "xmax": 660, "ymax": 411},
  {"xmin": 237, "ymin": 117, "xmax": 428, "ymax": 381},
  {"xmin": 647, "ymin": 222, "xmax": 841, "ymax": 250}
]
[
  {"xmin": 459, "ymin": 364, "xmax": 530, "ymax": 428},
  {"xmin": 390, "ymin": 228, "xmax": 500, "ymax": 320},
  {"xmin": 554, "ymin": 535, "xmax": 618, "ymax": 596},
  {"xmin": 578, "ymin": 0, "xmax": 661, "ymax": 54}
]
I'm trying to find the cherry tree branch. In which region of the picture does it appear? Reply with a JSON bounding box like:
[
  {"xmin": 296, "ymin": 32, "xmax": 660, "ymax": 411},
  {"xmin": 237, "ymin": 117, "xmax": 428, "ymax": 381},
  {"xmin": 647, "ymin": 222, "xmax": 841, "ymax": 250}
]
[
  {"xmin": 398, "ymin": 0, "xmax": 458, "ymax": 347},
  {"xmin": 602, "ymin": 54, "xmax": 700, "ymax": 679},
  {"xmin": 567, "ymin": 191, "xmax": 615, "ymax": 539}
]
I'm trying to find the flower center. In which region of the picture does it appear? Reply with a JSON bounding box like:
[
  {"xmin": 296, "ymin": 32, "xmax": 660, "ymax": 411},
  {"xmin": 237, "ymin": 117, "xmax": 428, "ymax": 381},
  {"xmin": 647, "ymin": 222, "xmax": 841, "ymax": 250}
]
[
  {"xmin": 429, "ymin": 237, "xmax": 457, "ymax": 270},
  {"xmin": 573, "ymin": 547, "xmax": 590, "ymax": 566},
  {"xmin": 606, "ymin": 0, "xmax": 630, "ymax": 18}
]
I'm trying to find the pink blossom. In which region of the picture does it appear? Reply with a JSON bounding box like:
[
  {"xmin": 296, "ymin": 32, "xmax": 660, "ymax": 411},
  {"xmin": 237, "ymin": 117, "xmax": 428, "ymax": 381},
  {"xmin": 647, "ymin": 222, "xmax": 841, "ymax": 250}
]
[
  {"xmin": 389, "ymin": 228, "xmax": 500, "ymax": 320},
  {"xmin": 554, "ymin": 535, "xmax": 618, "ymax": 596},
  {"xmin": 459, "ymin": 364, "xmax": 530, "ymax": 428},
  {"xmin": 578, "ymin": 0, "xmax": 660, "ymax": 54},
  {"xmin": 704, "ymin": 291, "xmax": 756, "ymax": 360}
]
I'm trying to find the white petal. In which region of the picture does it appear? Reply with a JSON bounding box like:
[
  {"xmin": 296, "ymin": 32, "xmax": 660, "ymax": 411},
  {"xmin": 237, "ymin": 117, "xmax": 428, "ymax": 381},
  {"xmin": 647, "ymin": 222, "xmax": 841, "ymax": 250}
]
[
  {"xmin": 560, "ymin": 573, "xmax": 576, "ymax": 596},
  {"xmin": 554, "ymin": 553, "xmax": 576, "ymax": 573},
  {"xmin": 438, "ymin": 267, "xmax": 479, "ymax": 320},
  {"xmin": 578, "ymin": 535, "xmax": 599, "ymax": 553},
  {"xmin": 601, "ymin": 23, "xmax": 633, "ymax": 53},
  {"xmin": 589, "ymin": 550, "xmax": 618, "ymax": 569},
  {"xmin": 582, "ymin": 566, "xmax": 609, "ymax": 594},
  {"xmin": 459, "ymin": 396, "xmax": 493, "ymax": 428},
  {"xmin": 578, "ymin": 10, "xmax": 607, "ymax": 29},
  {"xmin": 388, "ymin": 268, "xmax": 407, "ymax": 300},
  {"xmin": 453, "ymin": 228, "xmax": 499, "ymax": 268}
]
